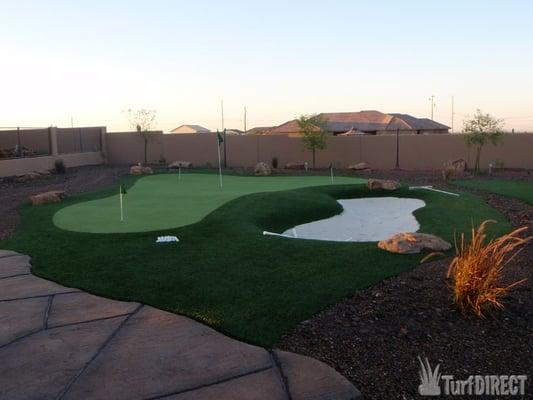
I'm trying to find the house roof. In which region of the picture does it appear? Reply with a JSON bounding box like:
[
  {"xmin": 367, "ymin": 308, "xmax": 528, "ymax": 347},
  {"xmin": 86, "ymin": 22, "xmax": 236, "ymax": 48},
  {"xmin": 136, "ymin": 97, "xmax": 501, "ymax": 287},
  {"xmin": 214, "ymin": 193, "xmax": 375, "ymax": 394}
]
[
  {"xmin": 225, "ymin": 128, "xmax": 244, "ymax": 135},
  {"xmin": 170, "ymin": 124, "xmax": 210, "ymax": 133},
  {"xmin": 267, "ymin": 111, "xmax": 449, "ymax": 134},
  {"xmin": 389, "ymin": 113, "xmax": 450, "ymax": 130},
  {"xmin": 246, "ymin": 126, "xmax": 274, "ymax": 135}
]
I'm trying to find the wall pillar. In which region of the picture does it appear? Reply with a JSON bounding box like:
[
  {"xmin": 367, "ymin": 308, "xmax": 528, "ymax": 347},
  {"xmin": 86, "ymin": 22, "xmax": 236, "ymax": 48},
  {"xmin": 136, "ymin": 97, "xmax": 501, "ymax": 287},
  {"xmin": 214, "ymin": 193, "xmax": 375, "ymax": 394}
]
[
  {"xmin": 49, "ymin": 126, "xmax": 58, "ymax": 157},
  {"xmin": 100, "ymin": 126, "xmax": 108, "ymax": 163}
]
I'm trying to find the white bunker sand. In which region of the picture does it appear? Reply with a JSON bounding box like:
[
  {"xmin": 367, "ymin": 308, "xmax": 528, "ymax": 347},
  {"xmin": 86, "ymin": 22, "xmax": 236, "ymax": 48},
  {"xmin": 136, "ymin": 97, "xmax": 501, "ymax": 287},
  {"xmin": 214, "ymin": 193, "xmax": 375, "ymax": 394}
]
[{"xmin": 282, "ymin": 197, "xmax": 425, "ymax": 242}]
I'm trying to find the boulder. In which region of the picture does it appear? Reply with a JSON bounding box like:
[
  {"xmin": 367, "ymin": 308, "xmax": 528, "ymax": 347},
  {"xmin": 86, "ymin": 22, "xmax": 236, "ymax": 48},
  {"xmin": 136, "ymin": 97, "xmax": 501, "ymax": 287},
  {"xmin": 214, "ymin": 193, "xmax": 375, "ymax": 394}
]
[
  {"xmin": 285, "ymin": 162, "xmax": 306, "ymax": 170},
  {"xmin": 168, "ymin": 161, "xmax": 192, "ymax": 169},
  {"xmin": 130, "ymin": 165, "xmax": 143, "ymax": 175},
  {"xmin": 348, "ymin": 162, "xmax": 370, "ymax": 171},
  {"xmin": 15, "ymin": 172, "xmax": 41, "ymax": 183},
  {"xmin": 130, "ymin": 165, "xmax": 153, "ymax": 175},
  {"xmin": 29, "ymin": 190, "xmax": 67, "ymax": 206},
  {"xmin": 378, "ymin": 232, "xmax": 452, "ymax": 254},
  {"xmin": 367, "ymin": 178, "xmax": 401, "ymax": 191},
  {"xmin": 254, "ymin": 162, "xmax": 272, "ymax": 176}
]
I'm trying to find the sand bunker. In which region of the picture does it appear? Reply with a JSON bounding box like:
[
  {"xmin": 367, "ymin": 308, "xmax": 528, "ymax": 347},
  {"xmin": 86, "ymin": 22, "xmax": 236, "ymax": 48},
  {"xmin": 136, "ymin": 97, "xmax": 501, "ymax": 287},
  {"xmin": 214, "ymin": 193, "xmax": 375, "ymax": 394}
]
[{"xmin": 281, "ymin": 197, "xmax": 425, "ymax": 242}]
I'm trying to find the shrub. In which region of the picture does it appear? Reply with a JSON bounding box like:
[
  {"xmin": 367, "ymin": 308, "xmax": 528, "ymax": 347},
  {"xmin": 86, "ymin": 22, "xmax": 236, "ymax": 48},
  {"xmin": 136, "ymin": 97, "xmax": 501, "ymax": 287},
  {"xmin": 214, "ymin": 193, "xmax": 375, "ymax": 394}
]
[
  {"xmin": 442, "ymin": 166, "xmax": 455, "ymax": 181},
  {"xmin": 447, "ymin": 220, "xmax": 530, "ymax": 317},
  {"xmin": 271, "ymin": 157, "xmax": 278, "ymax": 169},
  {"xmin": 54, "ymin": 159, "xmax": 66, "ymax": 174}
]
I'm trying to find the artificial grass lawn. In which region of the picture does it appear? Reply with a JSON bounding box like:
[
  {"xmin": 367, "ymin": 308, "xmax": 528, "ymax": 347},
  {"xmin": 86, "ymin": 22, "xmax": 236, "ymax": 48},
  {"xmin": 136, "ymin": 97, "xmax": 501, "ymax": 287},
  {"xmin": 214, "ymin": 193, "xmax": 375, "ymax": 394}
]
[
  {"xmin": 54, "ymin": 173, "xmax": 363, "ymax": 233},
  {"xmin": 2, "ymin": 173, "xmax": 511, "ymax": 346},
  {"xmin": 454, "ymin": 179, "xmax": 533, "ymax": 205}
]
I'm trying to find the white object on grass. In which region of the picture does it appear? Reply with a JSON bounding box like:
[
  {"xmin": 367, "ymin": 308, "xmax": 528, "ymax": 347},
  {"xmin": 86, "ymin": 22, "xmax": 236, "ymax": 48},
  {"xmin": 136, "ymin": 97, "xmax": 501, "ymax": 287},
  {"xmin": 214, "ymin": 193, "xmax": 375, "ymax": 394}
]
[
  {"xmin": 280, "ymin": 197, "xmax": 425, "ymax": 242},
  {"xmin": 120, "ymin": 191, "xmax": 124, "ymax": 221},
  {"xmin": 156, "ymin": 235, "xmax": 179, "ymax": 243},
  {"xmin": 263, "ymin": 231, "xmax": 296, "ymax": 239},
  {"xmin": 409, "ymin": 185, "xmax": 459, "ymax": 197}
]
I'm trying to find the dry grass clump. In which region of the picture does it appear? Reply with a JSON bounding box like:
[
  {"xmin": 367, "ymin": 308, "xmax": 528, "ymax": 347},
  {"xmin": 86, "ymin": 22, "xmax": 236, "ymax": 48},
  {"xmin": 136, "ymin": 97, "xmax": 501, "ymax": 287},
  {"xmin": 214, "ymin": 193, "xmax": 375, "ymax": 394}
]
[{"xmin": 447, "ymin": 220, "xmax": 530, "ymax": 317}]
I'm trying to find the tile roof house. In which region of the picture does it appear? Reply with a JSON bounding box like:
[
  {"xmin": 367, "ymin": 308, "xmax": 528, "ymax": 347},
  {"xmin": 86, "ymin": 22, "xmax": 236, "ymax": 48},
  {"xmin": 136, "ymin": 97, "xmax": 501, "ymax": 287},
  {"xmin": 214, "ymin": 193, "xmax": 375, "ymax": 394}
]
[
  {"xmin": 246, "ymin": 126, "xmax": 274, "ymax": 135},
  {"xmin": 167, "ymin": 124, "xmax": 211, "ymax": 134},
  {"xmin": 267, "ymin": 111, "xmax": 449, "ymax": 137}
]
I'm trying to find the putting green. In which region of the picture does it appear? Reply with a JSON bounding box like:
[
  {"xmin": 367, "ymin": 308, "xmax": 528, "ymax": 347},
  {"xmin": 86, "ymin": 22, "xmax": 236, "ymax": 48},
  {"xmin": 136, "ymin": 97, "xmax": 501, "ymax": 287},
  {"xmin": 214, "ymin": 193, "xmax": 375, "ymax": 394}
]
[{"xmin": 53, "ymin": 173, "xmax": 365, "ymax": 233}]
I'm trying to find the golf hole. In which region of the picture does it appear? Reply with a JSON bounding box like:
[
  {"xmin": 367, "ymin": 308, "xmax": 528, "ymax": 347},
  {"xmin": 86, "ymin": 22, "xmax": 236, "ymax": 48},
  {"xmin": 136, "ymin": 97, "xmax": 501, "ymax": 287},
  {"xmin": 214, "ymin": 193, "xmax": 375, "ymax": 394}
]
[{"xmin": 281, "ymin": 197, "xmax": 426, "ymax": 242}]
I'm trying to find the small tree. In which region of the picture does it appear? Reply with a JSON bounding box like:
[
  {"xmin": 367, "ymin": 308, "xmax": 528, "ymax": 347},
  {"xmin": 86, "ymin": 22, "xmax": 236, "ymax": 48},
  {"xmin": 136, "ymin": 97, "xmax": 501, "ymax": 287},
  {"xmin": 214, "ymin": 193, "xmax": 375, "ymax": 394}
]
[
  {"xmin": 463, "ymin": 110, "xmax": 504, "ymax": 173},
  {"xmin": 297, "ymin": 114, "xmax": 329, "ymax": 168},
  {"xmin": 125, "ymin": 108, "xmax": 157, "ymax": 164}
]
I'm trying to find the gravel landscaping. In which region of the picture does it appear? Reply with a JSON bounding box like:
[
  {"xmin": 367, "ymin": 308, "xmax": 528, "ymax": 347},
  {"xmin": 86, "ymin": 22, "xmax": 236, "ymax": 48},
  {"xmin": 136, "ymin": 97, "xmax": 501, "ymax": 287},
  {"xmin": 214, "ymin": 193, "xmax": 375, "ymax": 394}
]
[{"xmin": 0, "ymin": 166, "xmax": 126, "ymax": 239}]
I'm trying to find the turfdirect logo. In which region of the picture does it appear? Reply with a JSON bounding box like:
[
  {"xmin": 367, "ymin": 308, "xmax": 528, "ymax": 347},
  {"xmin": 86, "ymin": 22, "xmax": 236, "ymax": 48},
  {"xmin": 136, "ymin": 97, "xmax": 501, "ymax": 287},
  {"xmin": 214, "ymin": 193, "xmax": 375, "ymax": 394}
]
[{"xmin": 418, "ymin": 357, "xmax": 527, "ymax": 397}]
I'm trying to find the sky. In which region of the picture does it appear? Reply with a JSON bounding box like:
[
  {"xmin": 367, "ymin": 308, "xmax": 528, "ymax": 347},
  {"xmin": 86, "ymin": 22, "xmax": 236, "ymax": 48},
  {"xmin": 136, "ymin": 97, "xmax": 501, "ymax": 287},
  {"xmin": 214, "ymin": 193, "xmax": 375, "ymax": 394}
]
[{"xmin": 1, "ymin": 1, "xmax": 533, "ymax": 132}]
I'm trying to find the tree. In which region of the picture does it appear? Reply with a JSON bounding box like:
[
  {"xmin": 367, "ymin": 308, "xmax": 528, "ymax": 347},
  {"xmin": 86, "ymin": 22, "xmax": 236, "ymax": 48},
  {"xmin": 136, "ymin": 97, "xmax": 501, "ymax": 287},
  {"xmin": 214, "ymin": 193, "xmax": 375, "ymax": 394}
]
[
  {"xmin": 125, "ymin": 108, "xmax": 157, "ymax": 164},
  {"xmin": 463, "ymin": 109, "xmax": 504, "ymax": 173},
  {"xmin": 297, "ymin": 114, "xmax": 329, "ymax": 168}
]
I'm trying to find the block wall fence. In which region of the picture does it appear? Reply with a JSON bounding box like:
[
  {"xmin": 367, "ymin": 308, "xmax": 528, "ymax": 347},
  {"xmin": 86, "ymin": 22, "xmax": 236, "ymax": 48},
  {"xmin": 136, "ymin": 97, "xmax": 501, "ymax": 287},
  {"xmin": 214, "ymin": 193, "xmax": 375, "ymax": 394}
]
[
  {"xmin": 0, "ymin": 127, "xmax": 106, "ymax": 177},
  {"xmin": 105, "ymin": 132, "xmax": 533, "ymax": 170},
  {"xmin": 2, "ymin": 129, "xmax": 532, "ymax": 177}
]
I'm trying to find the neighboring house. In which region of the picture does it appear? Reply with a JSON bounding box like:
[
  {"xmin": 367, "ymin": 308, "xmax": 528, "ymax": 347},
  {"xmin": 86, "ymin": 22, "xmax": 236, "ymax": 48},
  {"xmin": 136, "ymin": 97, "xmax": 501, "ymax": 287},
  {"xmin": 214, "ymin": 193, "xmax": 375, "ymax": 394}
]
[
  {"xmin": 225, "ymin": 128, "xmax": 244, "ymax": 135},
  {"xmin": 266, "ymin": 110, "xmax": 449, "ymax": 137},
  {"xmin": 246, "ymin": 126, "xmax": 273, "ymax": 135},
  {"xmin": 167, "ymin": 124, "xmax": 211, "ymax": 134}
]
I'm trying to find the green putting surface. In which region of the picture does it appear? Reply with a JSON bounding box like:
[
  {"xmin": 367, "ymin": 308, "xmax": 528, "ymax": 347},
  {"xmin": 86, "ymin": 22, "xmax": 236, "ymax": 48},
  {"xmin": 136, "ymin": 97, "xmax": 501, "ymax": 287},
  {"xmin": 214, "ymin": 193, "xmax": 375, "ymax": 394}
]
[{"xmin": 53, "ymin": 173, "xmax": 365, "ymax": 233}]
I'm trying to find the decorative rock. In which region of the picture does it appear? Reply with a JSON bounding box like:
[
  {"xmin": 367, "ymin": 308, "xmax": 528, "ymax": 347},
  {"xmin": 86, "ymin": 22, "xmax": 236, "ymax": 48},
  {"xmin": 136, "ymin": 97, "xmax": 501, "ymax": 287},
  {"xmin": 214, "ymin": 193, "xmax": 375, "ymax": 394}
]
[
  {"xmin": 367, "ymin": 178, "xmax": 401, "ymax": 191},
  {"xmin": 168, "ymin": 161, "xmax": 192, "ymax": 169},
  {"xmin": 29, "ymin": 191, "xmax": 66, "ymax": 206},
  {"xmin": 129, "ymin": 165, "xmax": 143, "ymax": 175},
  {"xmin": 254, "ymin": 162, "xmax": 272, "ymax": 176},
  {"xmin": 130, "ymin": 165, "xmax": 153, "ymax": 175},
  {"xmin": 15, "ymin": 172, "xmax": 41, "ymax": 183},
  {"xmin": 285, "ymin": 162, "xmax": 306, "ymax": 170},
  {"xmin": 36, "ymin": 170, "xmax": 52, "ymax": 176},
  {"xmin": 348, "ymin": 162, "xmax": 370, "ymax": 171},
  {"xmin": 378, "ymin": 232, "xmax": 452, "ymax": 254}
]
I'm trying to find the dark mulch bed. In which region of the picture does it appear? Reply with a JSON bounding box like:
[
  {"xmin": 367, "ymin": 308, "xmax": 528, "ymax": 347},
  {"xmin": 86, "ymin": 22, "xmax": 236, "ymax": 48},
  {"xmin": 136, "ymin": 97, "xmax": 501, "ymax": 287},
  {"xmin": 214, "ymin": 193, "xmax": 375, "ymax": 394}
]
[
  {"xmin": 277, "ymin": 173, "xmax": 533, "ymax": 399},
  {"xmin": 0, "ymin": 165, "xmax": 126, "ymax": 239}
]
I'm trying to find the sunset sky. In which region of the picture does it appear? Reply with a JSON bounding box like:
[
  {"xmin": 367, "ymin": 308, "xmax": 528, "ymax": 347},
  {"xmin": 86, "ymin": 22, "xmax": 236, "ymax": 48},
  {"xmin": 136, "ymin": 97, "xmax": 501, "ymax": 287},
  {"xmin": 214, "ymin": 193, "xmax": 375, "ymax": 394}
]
[{"xmin": 1, "ymin": 1, "xmax": 532, "ymax": 132}]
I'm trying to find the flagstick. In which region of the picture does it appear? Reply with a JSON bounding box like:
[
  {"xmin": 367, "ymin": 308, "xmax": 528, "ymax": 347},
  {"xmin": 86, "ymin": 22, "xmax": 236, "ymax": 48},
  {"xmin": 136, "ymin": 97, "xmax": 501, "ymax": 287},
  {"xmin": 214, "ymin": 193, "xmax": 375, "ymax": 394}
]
[
  {"xmin": 330, "ymin": 165, "xmax": 334, "ymax": 183},
  {"xmin": 178, "ymin": 166, "xmax": 181, "ymax": 181},
  {"xmin": 216, "ymin": 139, "xmax": 223, "ymax": 188},
  {"xmin": 120, "ymin": 190, "xmax": 124, "ymax": 221}
]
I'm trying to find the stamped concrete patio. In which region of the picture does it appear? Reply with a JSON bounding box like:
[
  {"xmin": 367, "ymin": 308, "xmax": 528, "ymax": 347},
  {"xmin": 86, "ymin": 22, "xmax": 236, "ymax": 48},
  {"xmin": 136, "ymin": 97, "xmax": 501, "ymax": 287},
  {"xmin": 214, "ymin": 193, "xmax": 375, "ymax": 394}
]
[{"xmin": 0, "ymin": 250, "xmax": 361, "ymax": 400}]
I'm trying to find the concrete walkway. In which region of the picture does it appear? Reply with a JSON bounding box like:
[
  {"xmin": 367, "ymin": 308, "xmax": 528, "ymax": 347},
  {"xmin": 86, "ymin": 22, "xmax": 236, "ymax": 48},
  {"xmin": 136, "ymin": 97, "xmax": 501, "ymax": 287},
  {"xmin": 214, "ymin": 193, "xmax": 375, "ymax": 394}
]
[{"xmin": 0, "ymin": 250, "xmax": 361, "ymax": 400}]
